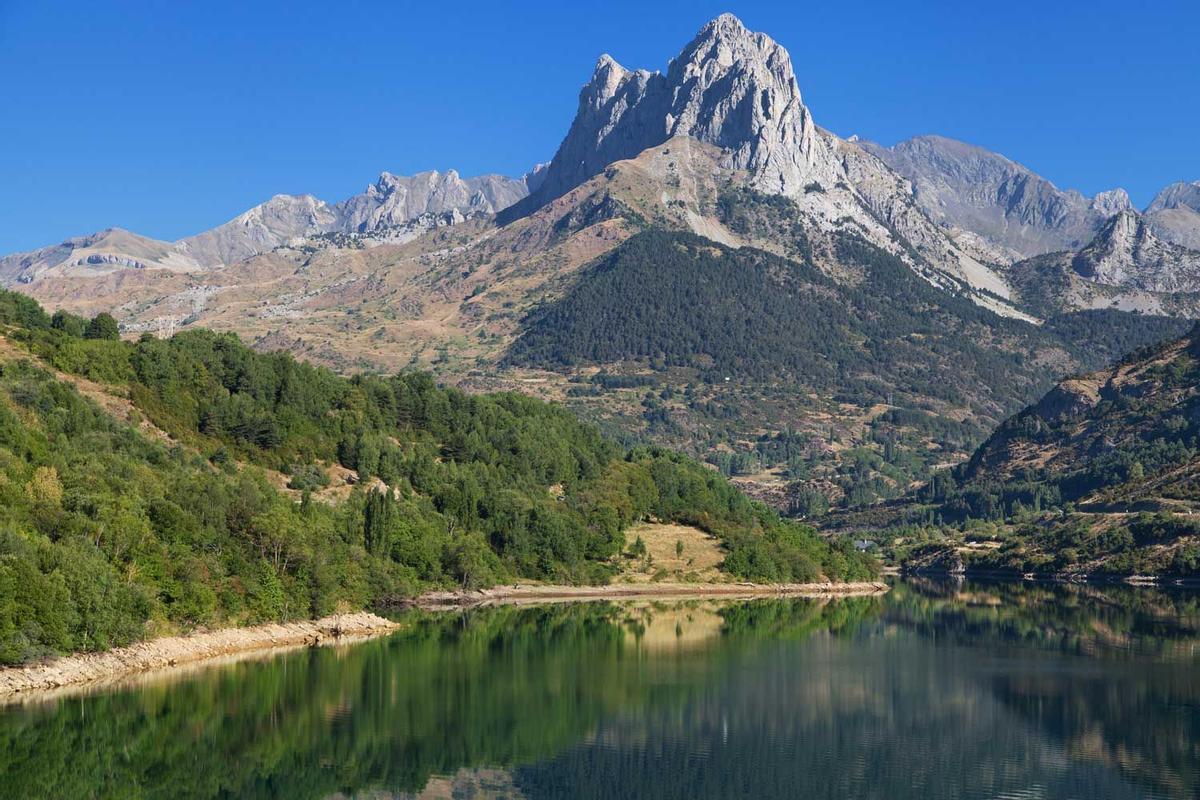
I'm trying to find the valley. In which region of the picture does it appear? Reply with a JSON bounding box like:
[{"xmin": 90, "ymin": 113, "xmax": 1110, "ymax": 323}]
[
  {"xmin": 0, "ymin": 12, "xmax": 1198, "ymax": 654},
  {"xmin": 2, "ymin": 6, "xmax": 1200, "ymax": 799}
]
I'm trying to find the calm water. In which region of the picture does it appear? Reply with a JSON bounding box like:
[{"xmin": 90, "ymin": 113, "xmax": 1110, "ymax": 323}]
[{"xmin": 1, "ymin": 580, "xmax": 1198, "ymax": 799}]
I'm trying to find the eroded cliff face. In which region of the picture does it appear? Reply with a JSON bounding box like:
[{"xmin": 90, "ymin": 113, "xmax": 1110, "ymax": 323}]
[
  {"xmin": 1145, "ymin": 181, "xmax": 1200, "ymax": 250},
  {"xmin": 333, "ymin": 170, "xmax": 532, "ymax": 233},
  {"xmin": 526, "ymin": 13, "xmax": 834, "ymax": 209},
  {"xmin": 1072, "ymin": 210, "xmax": 1200, "ymax": 293}
]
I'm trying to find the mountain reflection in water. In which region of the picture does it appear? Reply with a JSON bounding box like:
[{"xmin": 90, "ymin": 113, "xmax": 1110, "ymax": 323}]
[{"xmin": 0, "ymin": 582, "xmax": 1196, "ymax": 800}]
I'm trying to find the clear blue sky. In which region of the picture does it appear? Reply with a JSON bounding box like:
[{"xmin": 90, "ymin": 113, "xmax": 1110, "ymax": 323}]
[{"xmin": 2, "ymin": 0, "xmax": 1198, "ymax": 253}]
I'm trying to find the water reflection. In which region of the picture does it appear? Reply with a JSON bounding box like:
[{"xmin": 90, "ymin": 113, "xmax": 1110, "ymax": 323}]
[{"xmin": 0, "ymin": 583, "xmax": 1196, "ymax": 799}]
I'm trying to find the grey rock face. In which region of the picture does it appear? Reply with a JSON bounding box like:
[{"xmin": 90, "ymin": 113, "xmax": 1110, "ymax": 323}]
[
  {"xmin": 178, "ymin": 194, "xmax": 338, "ymax": 268},
  {"xmin": 860, "ymin": 135, "xmax": 1127, "ymax": 260},
  {"xmin": 0, "ymin": 227, "xmax": 205, "ymax": 284},
  {"xmin": 1072, "ymin": 210, "xmax": 1200, "ymax": 293},
  {"xmin": 525, "ymin": 13, "xmax": 830, "ymax": 209},
  {"xmin": 1144, "ymin": 181, "xmax": 1200, "ymax": 250},
  {"xmin": 1, "ymin": 168, "xmax": 537, "ymax": 283},
  {"xmin": 1147, "ymin": 181, "xmax": 1200, "ymax": 214},
  {"xmin": 334, "ymin": 170, "xmax": 530, "ymax": 233},
  {"xmin": 1091, "ymin": 188, "xmax": 1133, "ymax": 218}
]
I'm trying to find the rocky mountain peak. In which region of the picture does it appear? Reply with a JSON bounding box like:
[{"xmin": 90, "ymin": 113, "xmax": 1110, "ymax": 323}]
[
  {"xmin": 588, "ymin": 54, "xmax": 634, "ymax": 100},
  {"xmin": 1148, "ymin": 180, "xmax": 1200, "ymax": 213},
  {"xmin": 1143, "ymin": 180, "xmax": 1200, "ymax": 251},
  {"xmin": 1072, "ymin": 208, "xmax": 1200, "ymax": 292},
  {"xmin": 517, "ymin": 14, "xmax": 827, "ymax": 212},
  {"xmin": 336, "ymin": 169, "xmax": 529, "ymax": 232},
  {"xmin": 1090, "ymin": 188, "xmax": 1132, "ymax": 217}
]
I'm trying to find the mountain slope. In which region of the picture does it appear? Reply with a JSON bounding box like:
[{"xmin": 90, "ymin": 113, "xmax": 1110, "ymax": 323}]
[
  {"xmin": 958, "ymin": 324, "xmax": 1200, "ymax": 507},
  {"xmin": 1145, "ymin": 180, "xmax": 1200, "ymax": 250},
  {"xmin": 852, "ymin": 325, "xmax": 1200, "ymax": 578},
  {"xmin": 0, "ymin": 228, "xmax": 206, "ymax": 284},
  {"xmin": 0, "ymin": 170, "xmax": 535, "ymax": 283},
  {"xmin": 509, "ymin": 226, "xmax": 1187, "ymax": 407},
  {"xmin": 860, "ymin": 135, "xmax": 1128, "ymax": 260},
  {"xmin": 0, "ymin": 288, "xmax": 877, "ymax": 663}
]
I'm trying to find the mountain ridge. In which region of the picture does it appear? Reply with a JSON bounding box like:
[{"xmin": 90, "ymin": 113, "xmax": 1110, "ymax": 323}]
[{"xmin": 0, "ymin": 167, "xmax": 540, "ymax": 283}]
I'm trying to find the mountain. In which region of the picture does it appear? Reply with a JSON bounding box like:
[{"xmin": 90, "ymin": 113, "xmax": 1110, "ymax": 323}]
[
  {"xmin": 863, "ymin": 135, "xmax": 1200, "ymax": 274},
  {"xmin": 0, "ymin": 14, "xmax": 1194, "ymax": 516},
  {"xmin": 506, "ymin": 14, "xmax": 1016, "ymax": 308},
  {"xmin": 1145, "ymin": 181, "xmax": 1200, "ymax": 250},
  {"xmin": 1071, "ymin": 210, "xmax": 1200, "ymax": 293},
  {"xmin": 0, "ymin": 169, "xmax": 535, "ymax": 284},
  {"xmin": 860, "ymin": 135, "xmax": 1129, "ymax": 260},
  {"xmin": 0, "ymin": 227, "xmax": 206, "ymax": 284},
  {"xmin": 959, "ymin": 323, "xmax": 1200, "ymax": 501},
  {"xmin": 333, "ymin": 169, "xmax": 533, "ymax": 233},
  {"xmin": 1005, "ymin": 210, "xmax": 1200, "ymax": 319},
  {"xmin": 177, "ymin": 193, "xmax": 338, "ymax": 268},
  {"xmin": 520, "ymin": 14, "xmax": 830, "ymax": 208}
]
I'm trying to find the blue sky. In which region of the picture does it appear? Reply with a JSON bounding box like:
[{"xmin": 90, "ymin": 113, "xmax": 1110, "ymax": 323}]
[{"xmin": 1, "ymin": 0, "xmax": 1197, "ymax": 253}]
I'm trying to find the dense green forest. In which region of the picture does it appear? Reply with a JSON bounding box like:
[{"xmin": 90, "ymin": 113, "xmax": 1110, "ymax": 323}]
[
  {"xmin": 508, "ymin": 229, "xmax": 1188, "ymax": 417},
  {"xmin": 0, "ymin": 290, "xmax": 876, "ymax": 664}
]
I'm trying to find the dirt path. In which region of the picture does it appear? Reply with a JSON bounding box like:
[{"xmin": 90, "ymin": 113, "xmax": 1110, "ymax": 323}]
[{"xmin": 0, "ymin": 612, "xmax": 398, "ymax": 704}]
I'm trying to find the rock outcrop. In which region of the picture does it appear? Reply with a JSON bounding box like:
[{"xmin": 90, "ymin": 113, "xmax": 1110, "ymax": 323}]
[
  {"xmin": 522, "ymin": 13, "xmax": 832, "ymax": 210},
  {"xmin": 1072, "ymin": 209, "xmax": 1200, "ymax": 293},
  {"xmin": 1145, "ymin": 181, "xmax": 1200, "ymax": 250},
  {"xmin": 334, "ymin": 170, "xmax": 531, "ymax": 233}
]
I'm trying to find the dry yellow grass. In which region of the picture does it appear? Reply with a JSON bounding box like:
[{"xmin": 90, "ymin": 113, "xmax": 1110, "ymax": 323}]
[{"xmin": 618, "ymin": 522, "xmax": 728, "ymax": 583}]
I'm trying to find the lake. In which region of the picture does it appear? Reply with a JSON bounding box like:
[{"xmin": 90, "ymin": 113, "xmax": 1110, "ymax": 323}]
[{"xmin": 1, "ymin": 579, "xmax": 1197, "ymax": 799}]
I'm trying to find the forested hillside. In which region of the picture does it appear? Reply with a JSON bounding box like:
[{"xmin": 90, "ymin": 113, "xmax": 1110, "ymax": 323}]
[
  {"xmin": 832, "ymin": 325, "xmax": 1200, "ymax": 578},
  {"xmin": 0, "ymin": 291, "xmax": 876, "ymax": 664},
  {"xmin": 506, "ymin": 229, "xmax": 1188, "ymax": 509},
  {"xmin": 510, "ymin": 230, "xmax": 1185, "ymax": 405}
]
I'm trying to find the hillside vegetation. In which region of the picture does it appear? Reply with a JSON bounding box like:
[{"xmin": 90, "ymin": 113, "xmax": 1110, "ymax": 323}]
[
  {"xmin": 507, "ymin": 227, "xmax": 1188, "ymax": 509},
  {"xmin": 0, "ymin": 290, "xmax": 876, "ymax": 665},
  {"xmin": 836, "ymin": 325, "xmax": 1200, "ymax": 578}
]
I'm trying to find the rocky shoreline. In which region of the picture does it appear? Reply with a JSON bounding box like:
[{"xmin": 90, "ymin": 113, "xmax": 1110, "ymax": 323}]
[
  {"xmin": 410, "ymin": 580, "xmax": 890, "ymax": 609},
  {"xmin": 0, "ymin": 612, "xmax": 399, "ymax": 703}
]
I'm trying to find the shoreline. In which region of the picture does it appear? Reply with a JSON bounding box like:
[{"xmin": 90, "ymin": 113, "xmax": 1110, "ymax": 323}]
[
  {"xmin": 409, "ymin": 580, "xmax": 890, "ymax": 608},
  {"xmin": 901, "ymin": 568, "xmax": 1200, "ymax": 587},
  {"xmin": 0, "ymin": 612, "xmax": 399, "ymax": 704},
  {"xmin": 0, "ymin": 581, "xmax": 888, "ymax": 703}
]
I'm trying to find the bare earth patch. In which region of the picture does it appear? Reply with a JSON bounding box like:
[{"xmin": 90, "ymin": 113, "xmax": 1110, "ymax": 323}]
[{"xmin": 619, "ymin": 521, "xmax": 727, "ymax": 583}]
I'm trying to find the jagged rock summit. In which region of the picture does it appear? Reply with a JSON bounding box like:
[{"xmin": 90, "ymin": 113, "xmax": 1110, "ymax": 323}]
[
  {"xmin": 1145, "ymin": 180, "xmax": 1200, "ymax": 250},
  {"xmin": 519, "ymin": 13, "xmax": 831, "ymax": 212},
  {"xmin": 334, "ymin": 170, "xmax": 533, "ymax": 233},
  {"xmin": 0, "ymin": 168, "xmax": 536, "ymax": 282},
  {"xmin": 1072, "ymin": 209, "xmax": 1200, "ymax": 293}
]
